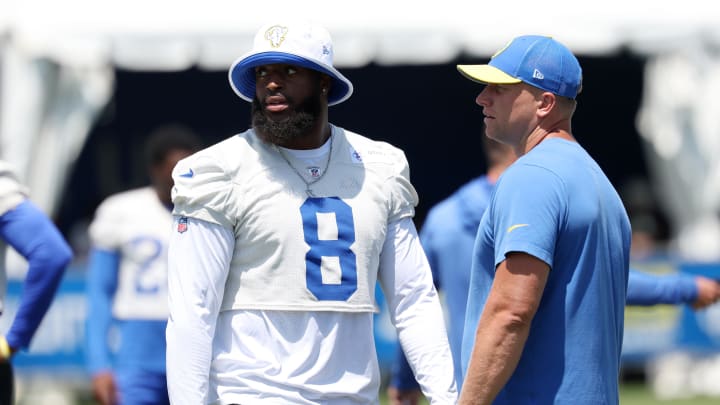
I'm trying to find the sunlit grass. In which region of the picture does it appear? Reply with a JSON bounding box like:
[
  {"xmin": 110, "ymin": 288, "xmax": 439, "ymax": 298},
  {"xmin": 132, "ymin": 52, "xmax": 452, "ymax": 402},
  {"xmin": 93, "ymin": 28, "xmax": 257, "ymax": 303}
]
[{"xmin": 378, "ymin": 383, "xmax": 720, "ymax": 405}]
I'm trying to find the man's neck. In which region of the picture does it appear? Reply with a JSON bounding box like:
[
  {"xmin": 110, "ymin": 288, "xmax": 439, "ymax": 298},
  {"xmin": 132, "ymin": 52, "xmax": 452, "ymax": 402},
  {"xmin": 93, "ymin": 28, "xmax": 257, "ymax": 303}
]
[
  {"xmin": 520, "ymin": 119, "xmax": 574, "ymax": 156},
  {"xmin": 272, "ymin": 122, "xmax": 331, "ymax": 150}
]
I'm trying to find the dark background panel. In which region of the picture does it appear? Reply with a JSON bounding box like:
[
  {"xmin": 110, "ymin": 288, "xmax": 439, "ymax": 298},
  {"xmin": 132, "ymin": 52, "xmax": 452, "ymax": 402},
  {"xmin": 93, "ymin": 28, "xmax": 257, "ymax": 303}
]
[{"xmin": 57, "ymin": 51, "xmax": 648, "ymax": 240}]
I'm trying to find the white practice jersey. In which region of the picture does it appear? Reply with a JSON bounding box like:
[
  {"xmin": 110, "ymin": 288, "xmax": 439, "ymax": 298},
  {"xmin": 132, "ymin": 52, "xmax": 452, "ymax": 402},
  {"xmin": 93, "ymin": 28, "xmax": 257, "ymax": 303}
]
[
  {"xmin": 172, "ymin": 126, "xmax": 417, "ymax": 312},
  {"xmin": 0, "ymin": 161, "xmax": 28, "ymax": 312},
  {"xmin": 167, "ymin": 126, "xmax": 457, "ymax": 404},
  {"xmin": 89, "ymin": 187, "xmax": 171, "ymax": 320}
]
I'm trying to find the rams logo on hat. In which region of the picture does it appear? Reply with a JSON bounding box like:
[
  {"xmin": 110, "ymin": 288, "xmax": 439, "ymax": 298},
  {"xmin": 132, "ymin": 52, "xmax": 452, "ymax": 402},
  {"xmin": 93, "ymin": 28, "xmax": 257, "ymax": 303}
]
[{"xmin": 265, "ymin": 25, "xmax": 288, "ymax": 48}]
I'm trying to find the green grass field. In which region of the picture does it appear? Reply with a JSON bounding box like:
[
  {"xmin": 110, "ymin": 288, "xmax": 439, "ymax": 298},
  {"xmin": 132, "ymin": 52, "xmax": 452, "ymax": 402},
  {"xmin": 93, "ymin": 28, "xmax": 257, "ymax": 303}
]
[
  {"xmin": 68, "ymin": 378, "xmax": 720, "ymax": 404},
  {"xmin": 618, "ymin": 382, "xmax": 719, "ymax": 405},
  {"xmin": 378, "ymin": 383, "xmax": 720, "ymax": 404},
  {"xmin": 69, "ymin": 382, "xmax": 720, "ymax": 404}
]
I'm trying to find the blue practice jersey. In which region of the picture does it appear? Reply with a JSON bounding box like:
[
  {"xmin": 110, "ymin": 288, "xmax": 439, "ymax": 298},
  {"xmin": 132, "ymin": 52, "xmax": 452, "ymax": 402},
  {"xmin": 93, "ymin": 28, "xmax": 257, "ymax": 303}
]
[
  {"xmin": 422, "ymin": 176, "xmax": 494, "ymax": 379},
  {"xmin": 391, "ymin": 176, "xmax": 493, "ymax": 391}
]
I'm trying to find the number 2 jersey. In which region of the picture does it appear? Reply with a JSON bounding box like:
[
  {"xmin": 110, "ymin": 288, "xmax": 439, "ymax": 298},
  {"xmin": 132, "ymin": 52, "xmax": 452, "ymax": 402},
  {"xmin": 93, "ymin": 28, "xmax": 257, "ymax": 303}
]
[
  {"xmin": 86, "ymin": 187, "xmax": 171, "ymax": 376},
  {"xmin": 88, "ymin": 187, "xmax": 171, "ymax": 320}
]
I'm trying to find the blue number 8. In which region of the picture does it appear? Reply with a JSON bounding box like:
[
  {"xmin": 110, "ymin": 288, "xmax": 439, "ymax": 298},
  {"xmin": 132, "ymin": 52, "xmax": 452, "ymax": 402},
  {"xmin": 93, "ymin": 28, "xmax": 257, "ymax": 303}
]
[{"xmin": 300, "ymin": 197, "xmax": 357, "ymax": 301}]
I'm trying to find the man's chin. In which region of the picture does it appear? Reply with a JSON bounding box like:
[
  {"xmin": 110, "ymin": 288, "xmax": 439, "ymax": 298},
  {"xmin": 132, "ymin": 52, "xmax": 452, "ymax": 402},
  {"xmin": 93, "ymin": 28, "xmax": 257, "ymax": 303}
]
[{"xmin": 263, "ymin": 112, "xmax": 291, "ymax": 123}]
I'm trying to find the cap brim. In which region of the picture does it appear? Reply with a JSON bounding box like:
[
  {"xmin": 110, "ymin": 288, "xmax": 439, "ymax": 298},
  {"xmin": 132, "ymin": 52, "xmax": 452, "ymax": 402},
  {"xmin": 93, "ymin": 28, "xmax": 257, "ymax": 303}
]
[
  {"xmin": 457, "ymin": 64, "xmax": 522, "ymax": 85},
  {"xmin": 229, "ymin": 51, "xmax": 353, "ymax": 107}
]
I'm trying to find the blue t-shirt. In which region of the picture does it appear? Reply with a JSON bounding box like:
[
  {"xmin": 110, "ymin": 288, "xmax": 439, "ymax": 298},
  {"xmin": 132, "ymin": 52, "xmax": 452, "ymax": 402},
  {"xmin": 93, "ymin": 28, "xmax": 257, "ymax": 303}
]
[{"xmin": 462, "ymin": 138, "xmax": 631, "ymax": 404}]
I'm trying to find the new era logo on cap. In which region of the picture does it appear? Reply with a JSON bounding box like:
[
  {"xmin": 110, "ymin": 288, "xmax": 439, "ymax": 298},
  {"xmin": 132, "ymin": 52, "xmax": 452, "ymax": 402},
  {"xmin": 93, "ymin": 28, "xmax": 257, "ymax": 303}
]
[{"xmin": 457, "ymin": 35, "xmax": 582, "ymax": 99}]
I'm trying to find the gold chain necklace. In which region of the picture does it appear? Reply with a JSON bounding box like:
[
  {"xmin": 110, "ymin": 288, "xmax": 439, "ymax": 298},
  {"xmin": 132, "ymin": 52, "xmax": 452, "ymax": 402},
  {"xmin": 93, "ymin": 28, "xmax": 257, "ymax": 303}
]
[{"xmin": 275, "ymin": 135, "xmax": 333, "ymax": 197}]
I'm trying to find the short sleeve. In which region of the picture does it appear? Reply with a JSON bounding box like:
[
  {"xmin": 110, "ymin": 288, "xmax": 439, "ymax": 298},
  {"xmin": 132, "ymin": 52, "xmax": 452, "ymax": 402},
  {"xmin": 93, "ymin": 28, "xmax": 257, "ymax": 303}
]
[
  {"xmin": 88, "ymin": 197, "xmax": 124, "ymax": 250},
  {"xmin": 171, "ymin": 153, "xmax": 238, "ymax": 230},
  {"xmin": 0, "ymin": 161, "xmax": 28, "ymax": 216},
  {"xmin": 491, "ymin": 163, "xmax": 565, "ymax": 268}
]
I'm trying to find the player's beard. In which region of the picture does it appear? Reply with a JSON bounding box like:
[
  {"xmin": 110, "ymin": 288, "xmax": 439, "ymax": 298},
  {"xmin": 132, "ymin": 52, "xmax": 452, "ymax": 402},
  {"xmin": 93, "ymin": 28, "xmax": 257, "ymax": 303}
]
[{"xmin": 252, "ymin": 90, "xmax": 322, "ymax": 145}]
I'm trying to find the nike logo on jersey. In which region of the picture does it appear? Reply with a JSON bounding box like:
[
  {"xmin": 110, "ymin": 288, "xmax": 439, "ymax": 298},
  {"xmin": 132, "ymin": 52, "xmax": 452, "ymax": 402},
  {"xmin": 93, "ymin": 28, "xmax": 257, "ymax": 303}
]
[
  {"xmin": 179, "ymin": 168, "xmax": 194, "ymax": 178},
  {"xmin": 350, "ymin": 149, "xmax": 363, "ymax": 163},
  {"xmin": 507, "ymin": 224, "xmax": 529, "ymax": 233}
]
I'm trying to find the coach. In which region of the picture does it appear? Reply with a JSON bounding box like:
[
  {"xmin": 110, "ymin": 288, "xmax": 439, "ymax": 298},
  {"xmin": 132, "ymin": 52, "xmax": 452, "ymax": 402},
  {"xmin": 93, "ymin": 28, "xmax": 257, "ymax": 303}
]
[{"xmin": 457, "ymin": 35, "xmax": 631, "ymax": 404}]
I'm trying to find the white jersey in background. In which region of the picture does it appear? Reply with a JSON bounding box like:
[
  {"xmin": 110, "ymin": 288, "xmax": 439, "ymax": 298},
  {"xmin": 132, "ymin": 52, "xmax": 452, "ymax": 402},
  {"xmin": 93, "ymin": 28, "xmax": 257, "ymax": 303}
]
[
  {"xmin": 89, "ymin": 187, "xmax": 171, "ymax": 319},
  {"xmin": 167, "ymin": 125, "xmax": 456, "ymax": 404}
]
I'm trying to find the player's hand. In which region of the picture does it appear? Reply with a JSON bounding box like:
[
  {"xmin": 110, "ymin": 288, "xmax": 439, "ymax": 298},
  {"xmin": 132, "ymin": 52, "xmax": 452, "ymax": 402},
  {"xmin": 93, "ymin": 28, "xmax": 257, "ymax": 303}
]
[
  {"xmin": 0, "ymin": 336, "xmax": 15, "ymax": 363},
  {"xmin": 692, "ymin": 276, "xmax": 720, "ymax": 310},
  {"xmin": 387, "ymin": 385, "xmax": 422, "ymax": 405},
  {"xmin": 92, "ymin": 371, "xmax": 118, "ymax": 405}
]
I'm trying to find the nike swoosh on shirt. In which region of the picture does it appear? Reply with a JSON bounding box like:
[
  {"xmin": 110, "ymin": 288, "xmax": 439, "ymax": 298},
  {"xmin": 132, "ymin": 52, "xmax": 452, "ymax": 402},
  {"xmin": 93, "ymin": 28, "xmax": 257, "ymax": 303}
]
[
  {"xmin": 506, "ymin": 224, "xmax": 529, "ymax": 233},
  {"xmin": 179, "ymin": 168, "xmax": 194, "ymax": 178}
]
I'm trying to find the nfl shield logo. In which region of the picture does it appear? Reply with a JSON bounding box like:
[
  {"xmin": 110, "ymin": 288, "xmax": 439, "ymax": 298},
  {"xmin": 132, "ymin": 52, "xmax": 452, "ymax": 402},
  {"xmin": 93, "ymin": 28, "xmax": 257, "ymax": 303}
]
[
  {"xmin": 308, "ymin": 166, "xmax": 321, "ymax": 178},
  {"xmin": 177, "ymin": 217, "xmax": 188, "ymax": 233}
]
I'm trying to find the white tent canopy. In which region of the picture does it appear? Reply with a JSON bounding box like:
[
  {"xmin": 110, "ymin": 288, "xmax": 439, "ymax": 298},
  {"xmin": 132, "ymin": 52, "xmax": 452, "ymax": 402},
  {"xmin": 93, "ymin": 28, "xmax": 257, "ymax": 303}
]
[
  {"xmin": 2, "ymin": 0, "xmax": 720, "ymax": 260},
  {"xmin": 4, "ymin": 0, "xmax": 720, "ymax": 69}
]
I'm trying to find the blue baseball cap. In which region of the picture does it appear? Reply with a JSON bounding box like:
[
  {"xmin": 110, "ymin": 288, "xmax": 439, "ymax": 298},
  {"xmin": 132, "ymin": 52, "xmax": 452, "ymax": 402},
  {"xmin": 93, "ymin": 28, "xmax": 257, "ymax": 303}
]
[
  {"xmin": 457, "ymin": 35, "xmax": 582, "ymax": 99},
  {"xmin": 229, "ymin": 22, "xmax": 353, "ymax": 107}
]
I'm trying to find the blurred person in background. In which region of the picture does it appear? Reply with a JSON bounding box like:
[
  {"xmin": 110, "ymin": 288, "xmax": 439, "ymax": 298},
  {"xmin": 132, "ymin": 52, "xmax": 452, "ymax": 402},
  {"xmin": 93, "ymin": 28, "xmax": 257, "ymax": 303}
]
[
  {"xmin": 619, "ymin": 176, "xmax": 672, "ymax": 260},
  {"xmin": 0, "ymin": 160, "xmax": 73, "ymax": 405},
  {"xmin": 388, "ymin": 138, "xmax": 720, "ymax": 404},
  {"xmin": 85, "ymin": 125, "xmax": 202, "ymax": 405},
  {"xmin": 388, "ymin": 137, "xmax": 514, "ymax": 405}
]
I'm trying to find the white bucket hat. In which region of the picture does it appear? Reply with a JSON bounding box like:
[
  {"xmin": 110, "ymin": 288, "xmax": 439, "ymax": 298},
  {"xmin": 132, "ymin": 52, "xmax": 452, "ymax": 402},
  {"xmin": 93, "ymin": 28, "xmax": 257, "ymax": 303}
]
[{"xmin": 228, "ymin": 22, "xmax": 354, "ymax": 106}]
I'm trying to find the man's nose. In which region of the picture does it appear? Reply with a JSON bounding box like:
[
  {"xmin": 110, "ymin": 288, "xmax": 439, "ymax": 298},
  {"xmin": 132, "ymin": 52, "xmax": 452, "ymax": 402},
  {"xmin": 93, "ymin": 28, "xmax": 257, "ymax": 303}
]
[{"xmin": 476, "ymin": 87, "xmax": 490, "ymax": 107}]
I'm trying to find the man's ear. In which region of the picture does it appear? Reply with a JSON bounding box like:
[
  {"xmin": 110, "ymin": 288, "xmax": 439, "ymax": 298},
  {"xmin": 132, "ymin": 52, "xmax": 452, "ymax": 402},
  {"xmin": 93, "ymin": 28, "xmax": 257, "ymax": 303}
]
[
  {"xmin": 537, "ymin": 92, "xmax": 556, "ymax": 117},
  {"xmin": 321, "ymin": 74, "xmax": 332, "ymax": 94}
]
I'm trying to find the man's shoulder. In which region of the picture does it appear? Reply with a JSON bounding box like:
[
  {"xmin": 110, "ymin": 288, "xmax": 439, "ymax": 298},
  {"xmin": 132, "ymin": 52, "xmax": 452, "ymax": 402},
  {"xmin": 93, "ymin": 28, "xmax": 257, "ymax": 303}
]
[
  {"xmin": 176, "ymin": 130, "xmax": 261, "ymax": 178},
  {"xmin": 455, "ymin": 176, "xmax": 491, "ymax": 198},
  {"xmin": 337, "ymin": 127, "xmax": 408, "ymax": 166},
  {"xmin": 198, "ymin": 130, "xmax": 257, "ymax": 159},
  {"xmin": 92, "ymin": 188, "xmax": 164, "ymax": 226},
  {"xmin": 98, "ymin": 187, "xmax": 155, "ymax": 208},
  {"xmin": 428, "ymin": 176, "xmax": 489, "ymax": 214}
]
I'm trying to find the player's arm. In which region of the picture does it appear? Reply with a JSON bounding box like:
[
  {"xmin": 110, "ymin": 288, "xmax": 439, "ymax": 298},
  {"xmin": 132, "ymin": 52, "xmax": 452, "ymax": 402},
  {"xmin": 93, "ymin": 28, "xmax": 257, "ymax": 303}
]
[
  {"xmin": 379, "ymin": 217, "xmax": 457, "ymax": 404},
  {"xmin": 85, "ymin": 248, "xmax": 120, "ymax": 405},
  {"xmin": 627, "ymin": 269, "xmax": 695, "ymax": 306},
  {"xmin": 627, "ymin": 269, "xmax": 720, "ymax": 309},
  {"xmin": 386, "ymin": 222, "xmax": 441, "ymax": 402},
  {"xmin": 0, "ymin": 199, "xmax": 72, "ymax": 356},
  {"xmin": 166, "ymin": 216, "xmax": 233, "ymax": 405},
  {"xmin": 86, "ymin": 249, "xmax": 119, "ymax": 372},
  {"xmin": 458, "ymin": 252, "xmax": 548, "ymax": 405}
]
